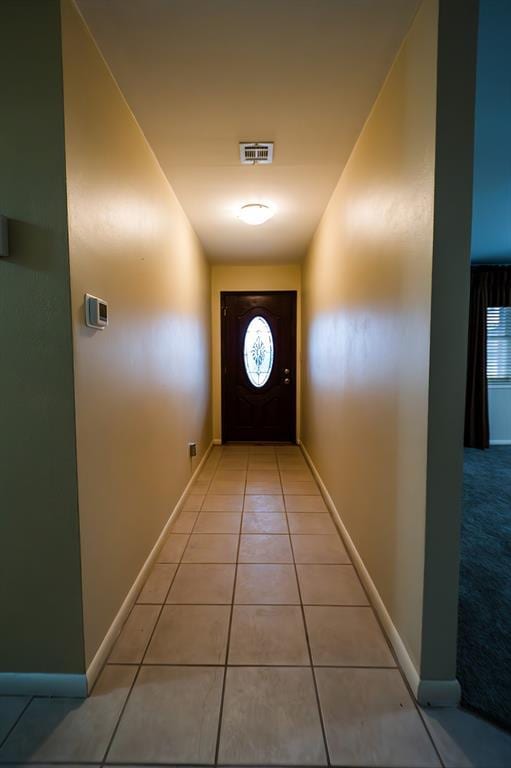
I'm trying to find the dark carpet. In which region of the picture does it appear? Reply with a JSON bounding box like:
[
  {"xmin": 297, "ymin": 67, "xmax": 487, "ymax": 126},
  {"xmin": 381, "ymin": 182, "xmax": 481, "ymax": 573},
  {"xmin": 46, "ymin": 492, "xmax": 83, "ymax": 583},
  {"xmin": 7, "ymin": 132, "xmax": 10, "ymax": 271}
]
[{"xmin": 458, "ymin": 447, "xmax": 511, "ymax": 730}]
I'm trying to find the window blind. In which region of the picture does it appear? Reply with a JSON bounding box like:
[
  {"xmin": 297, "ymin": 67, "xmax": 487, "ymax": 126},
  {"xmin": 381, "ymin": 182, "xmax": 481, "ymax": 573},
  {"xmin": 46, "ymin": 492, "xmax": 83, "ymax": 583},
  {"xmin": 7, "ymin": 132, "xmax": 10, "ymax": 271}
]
[{"xmin": 487, "ymin": 306, "xmax": 511, "ymax": 380}]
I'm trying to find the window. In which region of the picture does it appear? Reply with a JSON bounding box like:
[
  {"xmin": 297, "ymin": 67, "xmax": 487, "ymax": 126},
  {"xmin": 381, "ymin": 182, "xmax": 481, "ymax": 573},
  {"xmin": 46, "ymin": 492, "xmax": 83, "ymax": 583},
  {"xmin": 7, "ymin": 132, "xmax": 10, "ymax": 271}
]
[
  {"xmin": 243, "ymin": 316, "xmax": 274, "ymax": 387},
  {"xmin": 487, "ymin": 306, "xmax": 511, "ymax": 381}
]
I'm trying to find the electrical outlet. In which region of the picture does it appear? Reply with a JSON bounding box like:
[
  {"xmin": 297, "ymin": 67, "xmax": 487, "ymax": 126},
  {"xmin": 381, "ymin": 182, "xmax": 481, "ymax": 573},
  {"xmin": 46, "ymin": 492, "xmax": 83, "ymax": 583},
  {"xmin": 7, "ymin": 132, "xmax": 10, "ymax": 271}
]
[{"xmin": 189, "ymin": 442, "xmax": 197, "ymax": 458}]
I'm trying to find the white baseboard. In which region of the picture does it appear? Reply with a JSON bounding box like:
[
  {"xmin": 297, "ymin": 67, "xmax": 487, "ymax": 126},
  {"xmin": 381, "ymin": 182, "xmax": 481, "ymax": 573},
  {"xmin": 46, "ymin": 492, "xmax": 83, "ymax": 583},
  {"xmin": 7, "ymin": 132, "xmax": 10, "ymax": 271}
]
[
  {"xmin": 300, "ymin": 442, "xmax": 460, "ymax": 708},
  {"xmin": 417, "ymin": 679, "xmax": 461, "ymax": 707},
  {"xmin": 0, "ymin": 673, "xmax": 87, "ymax": 698},
  {"xmin": 86, "ymin": 440, "xmax": 214, "ymax": 692},
  {"xmin": 0, "ymin": 442, "xmax": 214, "ymax": 699},
  {"xmin": 490, "ymin": 439, "xmax": 511, "ymax": 445}
]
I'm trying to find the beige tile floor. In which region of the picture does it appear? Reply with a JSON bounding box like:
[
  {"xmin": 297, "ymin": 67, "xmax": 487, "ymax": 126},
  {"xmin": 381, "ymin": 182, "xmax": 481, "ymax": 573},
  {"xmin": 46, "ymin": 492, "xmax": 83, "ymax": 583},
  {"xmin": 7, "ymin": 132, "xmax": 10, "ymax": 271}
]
[{"xmin": 1, "ymin": 444, "xmax": 511, "ymax": 766}]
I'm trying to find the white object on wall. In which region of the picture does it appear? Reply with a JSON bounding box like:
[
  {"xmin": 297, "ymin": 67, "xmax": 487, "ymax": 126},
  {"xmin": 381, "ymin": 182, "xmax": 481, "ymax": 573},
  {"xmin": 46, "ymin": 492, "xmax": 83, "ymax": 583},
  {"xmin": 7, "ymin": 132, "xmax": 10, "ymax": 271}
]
[
  {"xmin": 489, "ymin": 383, "xmax": 511, "ymax": 444},
  {"xmin": 85, "ymin": 294, "xmax": 108, "ymax": 330}
]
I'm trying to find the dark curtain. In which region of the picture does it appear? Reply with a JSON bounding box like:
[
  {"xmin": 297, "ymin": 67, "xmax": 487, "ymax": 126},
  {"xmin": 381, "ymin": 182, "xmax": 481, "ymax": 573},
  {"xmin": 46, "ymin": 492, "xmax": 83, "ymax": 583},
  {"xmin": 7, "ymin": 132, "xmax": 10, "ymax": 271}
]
[{"xmin": 464, "ymin": 266, "xmax": 511, "ymax": 448}]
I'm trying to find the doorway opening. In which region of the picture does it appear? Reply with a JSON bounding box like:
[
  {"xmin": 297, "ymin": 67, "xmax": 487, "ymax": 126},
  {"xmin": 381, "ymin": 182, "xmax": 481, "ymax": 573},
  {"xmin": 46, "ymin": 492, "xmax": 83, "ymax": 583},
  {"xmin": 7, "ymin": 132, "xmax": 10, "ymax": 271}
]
[
  {"xmin": 221, "ymin": 291, "xmax": 296, "ymax": 443},
  {"xmin": 459, "ymin": 270, "xmax": 511, "ymax": 730}
]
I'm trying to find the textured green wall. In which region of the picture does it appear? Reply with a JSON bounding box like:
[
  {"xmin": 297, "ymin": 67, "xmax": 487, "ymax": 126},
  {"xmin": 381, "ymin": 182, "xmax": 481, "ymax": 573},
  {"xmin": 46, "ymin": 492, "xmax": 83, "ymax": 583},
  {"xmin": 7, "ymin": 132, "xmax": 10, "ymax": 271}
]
[{"xmin": 0, "ymin": 0, "xmax": 84, "ymax": 673}]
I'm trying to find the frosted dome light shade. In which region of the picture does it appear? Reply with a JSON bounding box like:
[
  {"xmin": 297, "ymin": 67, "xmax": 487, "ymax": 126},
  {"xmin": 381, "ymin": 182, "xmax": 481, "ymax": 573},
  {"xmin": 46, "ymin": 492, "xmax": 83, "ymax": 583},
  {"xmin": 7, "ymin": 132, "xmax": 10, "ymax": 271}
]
[{"xmin": 237, "ymin": 203, "xmax": 274, "ymax": 225}]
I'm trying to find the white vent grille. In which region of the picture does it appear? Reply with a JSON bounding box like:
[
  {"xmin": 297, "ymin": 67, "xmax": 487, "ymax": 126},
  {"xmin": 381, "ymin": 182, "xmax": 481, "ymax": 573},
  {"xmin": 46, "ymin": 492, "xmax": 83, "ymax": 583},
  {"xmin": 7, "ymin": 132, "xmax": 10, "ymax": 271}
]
[{"xmin": 240, "ymin": 142, "xmax": 274, "ymax": 165}]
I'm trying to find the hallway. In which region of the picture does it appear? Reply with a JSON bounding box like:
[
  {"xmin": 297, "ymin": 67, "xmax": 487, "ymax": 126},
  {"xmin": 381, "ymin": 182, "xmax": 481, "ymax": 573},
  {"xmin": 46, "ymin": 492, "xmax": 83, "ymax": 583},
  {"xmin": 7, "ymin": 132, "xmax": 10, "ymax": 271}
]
[
  {"xmin": 0, "ymin": 445, "xmax": 440, "ymax": 766},
  {"xmin": 2, "ymin": 444, "xmax": 511, "ymax": 766},
  {"xmin": 3, "ymin": 1, "xmax": 511, "ymax": 766}
]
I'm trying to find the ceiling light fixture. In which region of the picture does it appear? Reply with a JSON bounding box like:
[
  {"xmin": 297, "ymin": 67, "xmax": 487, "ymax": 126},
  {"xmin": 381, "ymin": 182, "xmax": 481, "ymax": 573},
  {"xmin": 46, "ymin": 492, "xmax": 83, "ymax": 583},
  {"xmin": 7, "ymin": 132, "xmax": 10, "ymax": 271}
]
[{"xmin": 237, "ymin": 203, "xmax": 274, "ymax": 226}]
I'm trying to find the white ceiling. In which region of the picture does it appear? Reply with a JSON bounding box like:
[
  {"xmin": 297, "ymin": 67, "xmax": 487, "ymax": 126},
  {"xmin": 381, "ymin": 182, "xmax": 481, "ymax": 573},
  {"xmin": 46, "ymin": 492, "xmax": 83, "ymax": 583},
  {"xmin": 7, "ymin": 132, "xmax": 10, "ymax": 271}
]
[{"xmin": 77, "ymin": 0, "xmax": 419, "ymax": 263}]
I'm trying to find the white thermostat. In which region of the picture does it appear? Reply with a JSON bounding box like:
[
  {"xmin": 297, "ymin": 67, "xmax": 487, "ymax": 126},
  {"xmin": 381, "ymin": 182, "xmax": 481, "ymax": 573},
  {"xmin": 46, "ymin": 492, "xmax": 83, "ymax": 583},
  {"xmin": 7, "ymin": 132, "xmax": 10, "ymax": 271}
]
[{"xmin": 85, "ymin": 294, "xmax": 108, "ymax": 329}]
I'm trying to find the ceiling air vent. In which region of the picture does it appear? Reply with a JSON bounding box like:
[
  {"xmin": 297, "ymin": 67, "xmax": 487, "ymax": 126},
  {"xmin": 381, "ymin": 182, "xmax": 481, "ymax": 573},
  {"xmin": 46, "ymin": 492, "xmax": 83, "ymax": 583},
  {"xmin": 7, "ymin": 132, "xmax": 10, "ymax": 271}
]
[{"xmin": 240, "ymin": 142, "xmax": 274, "ymax": 165}]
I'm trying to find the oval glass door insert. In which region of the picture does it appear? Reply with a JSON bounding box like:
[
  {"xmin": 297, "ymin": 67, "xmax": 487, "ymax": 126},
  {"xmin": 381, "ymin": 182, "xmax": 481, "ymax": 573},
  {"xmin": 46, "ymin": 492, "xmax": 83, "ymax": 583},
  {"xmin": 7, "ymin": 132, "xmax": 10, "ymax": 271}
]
[{"xmin": 243, "ymin": 316, "xmax": 274, "ymax": 387}]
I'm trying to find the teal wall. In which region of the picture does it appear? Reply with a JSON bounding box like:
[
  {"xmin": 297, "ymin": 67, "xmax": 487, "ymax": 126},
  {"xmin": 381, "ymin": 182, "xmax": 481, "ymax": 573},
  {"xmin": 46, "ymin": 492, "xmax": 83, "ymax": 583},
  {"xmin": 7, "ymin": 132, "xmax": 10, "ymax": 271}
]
[
  {"xmin": 471, "ymin": 0, "xmax": 511, "ymax": 263},
  {"xmin": 0, "ymin": 0, "xmax": 84, "ymax": 673}
]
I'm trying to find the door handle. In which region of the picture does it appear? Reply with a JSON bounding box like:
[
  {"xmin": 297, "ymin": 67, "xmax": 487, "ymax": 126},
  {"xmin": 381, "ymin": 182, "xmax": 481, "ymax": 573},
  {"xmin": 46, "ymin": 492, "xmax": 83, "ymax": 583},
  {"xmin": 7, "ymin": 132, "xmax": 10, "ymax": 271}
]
[
  {"xmin": 284, "ymin": 368, "xmax": 290, "ymax": 375},
  {"xmin": 284, "ymin": 378, "xmax": 291, "ymax": 385}
]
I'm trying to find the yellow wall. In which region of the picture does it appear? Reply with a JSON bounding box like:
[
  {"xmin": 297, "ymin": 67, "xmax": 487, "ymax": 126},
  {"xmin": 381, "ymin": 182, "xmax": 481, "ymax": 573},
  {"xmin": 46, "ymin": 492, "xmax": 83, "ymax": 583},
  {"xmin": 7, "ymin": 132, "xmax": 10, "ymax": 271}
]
[
  {"xmin": 61, "ymin": 0, "xmax": 212, "ymax": 666},
  {"xmin": 211, "ymin": 264, "xmax": 301, "ymax": 442},
  {"xmin": 301, "ymin": 0, "xmax": 437, "ymax": 674}
]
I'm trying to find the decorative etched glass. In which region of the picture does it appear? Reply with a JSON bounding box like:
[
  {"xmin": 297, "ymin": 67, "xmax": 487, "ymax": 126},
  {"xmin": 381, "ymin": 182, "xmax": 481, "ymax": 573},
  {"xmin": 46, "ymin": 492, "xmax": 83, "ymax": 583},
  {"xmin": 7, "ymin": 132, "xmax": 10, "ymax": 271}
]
[{"xmin": 243, "ymin": 316, "xmax": 274, "ymax": 387}]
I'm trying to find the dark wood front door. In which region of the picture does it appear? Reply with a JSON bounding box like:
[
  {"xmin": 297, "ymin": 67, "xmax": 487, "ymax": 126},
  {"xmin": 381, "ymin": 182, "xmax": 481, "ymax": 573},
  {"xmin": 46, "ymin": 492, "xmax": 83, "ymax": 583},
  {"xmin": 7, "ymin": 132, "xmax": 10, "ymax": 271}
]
[{"xmin": 221, "ymin": 291, "xmax": 297, "ymax": 443}]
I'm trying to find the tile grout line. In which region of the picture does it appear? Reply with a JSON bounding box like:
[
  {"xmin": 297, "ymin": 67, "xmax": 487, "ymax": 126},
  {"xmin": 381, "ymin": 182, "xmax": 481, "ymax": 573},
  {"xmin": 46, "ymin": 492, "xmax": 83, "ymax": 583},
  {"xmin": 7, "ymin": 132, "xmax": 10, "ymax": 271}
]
[
  {"xmin": 137, "ymin": 602, "xmax": 372, "ymax": 607},
  {"xmin": 0, "ymin": 695, "xmax": 33, "ymax": 751},
  {"xmin": 280, "ymin": 462, "xmax": 332, "ymax": 767},
  {"xmin": 0, "ymin": 762, "xmax": 434, "ymax": 768},
  {"xmin": 196, "ymin": 467, "xmax": 214, "ymax": 510},
  {"xmin": 344, "ymin": 559, "xmax": 446, "ymax": 768},
  {"xmin": 2, "ymin": 446, "xmax": 446, "ymax": 768},
  {"xmin": 105, "ymin": 662, "xmax": 400, "ymax": 669},
  {"xmin": 86, "ymin": 531, "xmax": 193, "ymax": 721},
  {"xmin": 293, "ymin": 444, "xmax": 447, "ymax": 768},
  {"xmin": 170, "ymin": 445, "xmax": 443, "ymax": 766},
  {"xmin": 416, "ymin": 707, "xmax": 447, "ymax": 768},
  {"xmin": 0, "ymin": 751, "xmax": 296, "ymax": 767},
  {"xmin": 213, "ymin": 446, "xmax": 244, "ymax": 767},
  {"xmin": 101, "ymin": 525, "xmax": 188, "ymax": 764},
  {"xmin": 1, "ymin": 762, "xmax": 404, "ymax": 767}
]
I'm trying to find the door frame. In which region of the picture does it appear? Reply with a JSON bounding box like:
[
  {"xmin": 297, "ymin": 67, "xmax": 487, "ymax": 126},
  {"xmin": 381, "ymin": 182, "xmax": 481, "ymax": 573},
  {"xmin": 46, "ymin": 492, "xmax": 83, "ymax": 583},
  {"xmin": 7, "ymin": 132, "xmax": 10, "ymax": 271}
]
[{"xmin": 220, "ymin": 290, "xmax": 297, "ymax": 443}]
